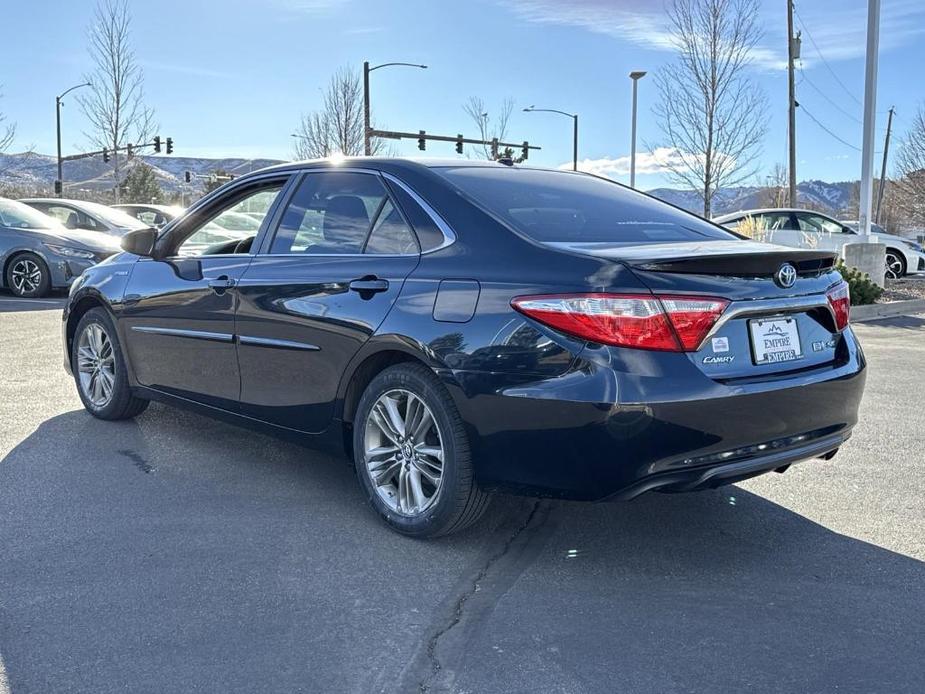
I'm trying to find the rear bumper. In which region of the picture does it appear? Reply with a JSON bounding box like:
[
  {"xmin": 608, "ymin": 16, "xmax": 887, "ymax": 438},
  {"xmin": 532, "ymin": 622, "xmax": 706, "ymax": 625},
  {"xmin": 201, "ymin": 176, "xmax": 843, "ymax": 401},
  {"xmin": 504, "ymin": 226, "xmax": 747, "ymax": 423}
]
[
  {"xmin": 604, "ymin": 431, "xmax": 847, "ymax": 500},
  {"xmin": 448, "ymin": 328, "xmax": 866, "ymax": 501}
]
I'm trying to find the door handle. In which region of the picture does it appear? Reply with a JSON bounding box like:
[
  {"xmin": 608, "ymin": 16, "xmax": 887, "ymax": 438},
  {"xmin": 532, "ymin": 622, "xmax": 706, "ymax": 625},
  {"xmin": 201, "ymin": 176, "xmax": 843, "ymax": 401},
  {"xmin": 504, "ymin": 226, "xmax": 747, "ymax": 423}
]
[
  {"xmin": 208, "ymin": 275, "xmax": 237, "ymax": 294},
  {"xmin": 349, "ymin": 277, "xmax": 389, "ymax": 293}
]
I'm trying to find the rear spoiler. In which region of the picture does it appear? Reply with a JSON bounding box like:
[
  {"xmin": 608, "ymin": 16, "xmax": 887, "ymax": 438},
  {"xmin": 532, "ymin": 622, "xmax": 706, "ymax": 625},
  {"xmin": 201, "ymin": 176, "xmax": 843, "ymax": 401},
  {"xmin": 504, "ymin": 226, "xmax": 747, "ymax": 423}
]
[{"xmin": 631, "ymin": 249, "xmax": 837, "ymax": 277}]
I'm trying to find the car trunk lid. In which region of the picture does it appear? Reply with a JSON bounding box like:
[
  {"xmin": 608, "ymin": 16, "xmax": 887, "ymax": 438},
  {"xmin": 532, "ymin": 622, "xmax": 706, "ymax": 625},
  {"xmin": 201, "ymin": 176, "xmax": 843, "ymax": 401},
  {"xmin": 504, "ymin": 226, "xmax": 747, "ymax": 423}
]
[{"xmin": 548, "ymin": 239, "xmax": 845, "ymax": 380}]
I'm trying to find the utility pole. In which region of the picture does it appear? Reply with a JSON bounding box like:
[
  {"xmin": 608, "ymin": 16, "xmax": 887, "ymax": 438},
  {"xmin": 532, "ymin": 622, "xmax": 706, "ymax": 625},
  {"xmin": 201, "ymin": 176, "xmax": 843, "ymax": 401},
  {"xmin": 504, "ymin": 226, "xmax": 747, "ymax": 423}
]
[
  {"xmin": 787, "ymin": 0, "xmax": 800, "ymax": 207},
  {"xmin": 875, "ymin": 105, "xmax": 894, "ymax": 224}
]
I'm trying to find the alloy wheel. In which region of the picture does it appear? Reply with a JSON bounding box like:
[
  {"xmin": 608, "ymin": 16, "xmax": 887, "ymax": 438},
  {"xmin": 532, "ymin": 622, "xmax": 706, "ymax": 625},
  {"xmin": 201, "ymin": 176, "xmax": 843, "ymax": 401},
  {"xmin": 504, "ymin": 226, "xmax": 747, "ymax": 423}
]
[
  {"xmin": 364, "ymin": 388, "xmax": 445, "ymax": 517},
  {"xmin": 885, "ymin": 252, "xmax": 904, "ymax": 280},
  {"xmin": 10, "ymin": 258, "xmax": 42, "ymax": 295},
  {"xmin": 76, "ymin": 323, "xmax": 116, "ymax": 408}
]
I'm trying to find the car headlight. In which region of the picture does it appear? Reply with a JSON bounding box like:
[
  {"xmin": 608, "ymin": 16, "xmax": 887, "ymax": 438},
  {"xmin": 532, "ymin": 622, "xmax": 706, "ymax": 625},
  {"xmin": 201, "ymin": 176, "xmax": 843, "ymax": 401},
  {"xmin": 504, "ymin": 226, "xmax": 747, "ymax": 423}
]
[
  {"xmin": 43, "ymin": 244, "xmax": 96, "ymax": 260},
  {"xmin": 901, "ymin": 239, "xmax": 924, "ymax": 253}
]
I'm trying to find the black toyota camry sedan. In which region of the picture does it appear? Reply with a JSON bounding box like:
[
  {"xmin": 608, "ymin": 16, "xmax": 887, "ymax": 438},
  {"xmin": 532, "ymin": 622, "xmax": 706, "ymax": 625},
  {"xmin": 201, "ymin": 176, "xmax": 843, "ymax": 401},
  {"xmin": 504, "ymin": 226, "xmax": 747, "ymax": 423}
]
[{"xmin": 62, "ymin": 159, "xmax": 866, "ymax": 536}]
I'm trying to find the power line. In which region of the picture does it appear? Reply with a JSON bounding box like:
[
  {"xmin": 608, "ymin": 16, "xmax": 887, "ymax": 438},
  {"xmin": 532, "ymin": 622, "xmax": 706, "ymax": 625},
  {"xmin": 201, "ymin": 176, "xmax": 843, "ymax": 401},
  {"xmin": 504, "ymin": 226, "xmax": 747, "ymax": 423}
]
[
  {"xmin": 793, "ymin": 5, "xmax": 862, "ymax": 106},
  {"xmin": 799, "ymin": 103, "xmax": 861, "ymax": 151},
  {"xmin": 798, "ymin": 66, "xmax": 862, "ymax": 124}
]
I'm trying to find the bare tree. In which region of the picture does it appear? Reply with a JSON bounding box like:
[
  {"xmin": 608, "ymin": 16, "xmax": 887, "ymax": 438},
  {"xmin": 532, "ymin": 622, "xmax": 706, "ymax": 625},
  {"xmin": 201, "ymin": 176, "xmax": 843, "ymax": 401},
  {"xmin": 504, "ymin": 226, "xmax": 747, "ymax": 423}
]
[
  {"xmin": 0, "ymin": 88, "xmax": 14, "ymax": 154},
  {"xmin": 894, "ymin": 104, "xmax": 925, "ymax": 227},
  {"xmin": 462, "ymin": 96, "xmax": 513, "ymax": 159},
  {"xmin": 293, "ymin": 66, "xmax": 384, "ymax": 159},
  {"xmin": 652, "ymin": 0, "xmax": 768, "ymax": 217},
  {"xmin": 760, "ymin": 163, "xmax": 789, "ymax": 208},
  {"xmin": 78, "ymin": 0, "xmax": 155, "ymax": 202}
]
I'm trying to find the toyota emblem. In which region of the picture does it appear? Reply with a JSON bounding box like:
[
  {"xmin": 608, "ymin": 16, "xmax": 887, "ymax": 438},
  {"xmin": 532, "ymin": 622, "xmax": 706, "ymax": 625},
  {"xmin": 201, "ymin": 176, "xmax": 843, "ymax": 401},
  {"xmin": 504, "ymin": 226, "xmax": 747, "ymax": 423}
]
[{"xmin": 775, "ymin": 263, "xmax": 798, "ymax": 288}]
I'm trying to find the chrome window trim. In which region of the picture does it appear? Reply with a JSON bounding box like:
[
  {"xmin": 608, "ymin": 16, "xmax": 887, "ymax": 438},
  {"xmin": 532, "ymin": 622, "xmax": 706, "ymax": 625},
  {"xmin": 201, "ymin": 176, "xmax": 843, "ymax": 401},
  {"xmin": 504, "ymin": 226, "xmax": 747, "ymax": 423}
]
[
  {"xmin": 254, "ymin": 167, "xmax": 456, "ymax": 258},
  {"xmin": 380, "ymin": 172, "xmax": 457, "ymax": 254},
  {"xmin": 697, "ymin": 294, "xmax": 837, "ymax": 350},
  {"xmin": 157, "ymin": 171, "xmax": 297, "ymax": 256}
]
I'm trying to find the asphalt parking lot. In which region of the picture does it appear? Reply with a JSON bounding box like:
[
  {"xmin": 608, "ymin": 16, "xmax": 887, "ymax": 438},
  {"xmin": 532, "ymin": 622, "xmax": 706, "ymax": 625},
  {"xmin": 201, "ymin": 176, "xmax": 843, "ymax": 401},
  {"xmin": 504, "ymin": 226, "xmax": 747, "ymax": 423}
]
[{"xmin": 1, "ymin": 294, "xmax": 923, "ymax": 694}]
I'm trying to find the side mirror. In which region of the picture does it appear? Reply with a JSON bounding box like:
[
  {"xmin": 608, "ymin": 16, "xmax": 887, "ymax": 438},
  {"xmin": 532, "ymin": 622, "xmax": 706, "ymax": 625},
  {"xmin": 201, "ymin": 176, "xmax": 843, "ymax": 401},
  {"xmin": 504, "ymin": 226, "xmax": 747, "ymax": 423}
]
[{"xmin": 120, "ymin": 227, "xmax": 158, "ymax": 257}]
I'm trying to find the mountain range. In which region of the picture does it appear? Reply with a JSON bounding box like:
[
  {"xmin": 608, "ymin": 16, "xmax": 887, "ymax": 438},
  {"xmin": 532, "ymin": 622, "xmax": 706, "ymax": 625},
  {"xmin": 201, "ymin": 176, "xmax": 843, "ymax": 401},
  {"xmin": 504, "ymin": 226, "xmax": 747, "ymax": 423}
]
[{"xmin": 0, "ymin": 151, "xmax": 858, "ymax": 217}]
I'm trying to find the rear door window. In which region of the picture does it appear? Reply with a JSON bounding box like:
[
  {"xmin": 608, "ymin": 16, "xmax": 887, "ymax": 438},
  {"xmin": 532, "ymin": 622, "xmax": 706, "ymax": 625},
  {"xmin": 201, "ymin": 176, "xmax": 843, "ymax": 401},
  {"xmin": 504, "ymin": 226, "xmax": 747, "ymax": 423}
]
[
  {"xmin": 269, "ymin": 171, "xmax": 418, "ymax": 255},
  {"xmin": 436, "ymin": 167, "xmax": 738, "ymax": 245}
]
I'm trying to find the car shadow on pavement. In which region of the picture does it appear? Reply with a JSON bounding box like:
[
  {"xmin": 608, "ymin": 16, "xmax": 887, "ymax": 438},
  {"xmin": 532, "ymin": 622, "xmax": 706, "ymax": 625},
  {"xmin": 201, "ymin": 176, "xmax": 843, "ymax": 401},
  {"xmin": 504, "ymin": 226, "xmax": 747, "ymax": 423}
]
[
  {"xmin": 1, "ymin": 406, "xmax": 923, "ymax": 693},
  {"xmin": 0, "ymin": 291, "xmax": 67, "ymax": 313}
]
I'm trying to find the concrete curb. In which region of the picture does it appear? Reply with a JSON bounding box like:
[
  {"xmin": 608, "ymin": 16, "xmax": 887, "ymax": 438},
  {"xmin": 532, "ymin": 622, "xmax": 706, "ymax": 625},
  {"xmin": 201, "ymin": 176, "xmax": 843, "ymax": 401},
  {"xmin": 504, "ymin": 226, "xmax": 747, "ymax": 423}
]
[{"xmin": 852, "ymin": 299, "xmax": 925, "ymax": 322}]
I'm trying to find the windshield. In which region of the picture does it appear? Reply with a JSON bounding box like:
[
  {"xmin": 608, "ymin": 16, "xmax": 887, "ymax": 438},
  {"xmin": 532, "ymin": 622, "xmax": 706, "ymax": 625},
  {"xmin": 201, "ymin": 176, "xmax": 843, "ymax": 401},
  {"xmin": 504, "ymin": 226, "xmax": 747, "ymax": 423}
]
[
  {"xmin": 0, "ymin": 199, "xmax": 65, "ymax": 230},
  {"xmin": 437, "ymin": 167, "xmax": 738, "ymax": 245},
  {"xmin": 77, "ymin": 201, "xmax": 149, "ymax": 229}
]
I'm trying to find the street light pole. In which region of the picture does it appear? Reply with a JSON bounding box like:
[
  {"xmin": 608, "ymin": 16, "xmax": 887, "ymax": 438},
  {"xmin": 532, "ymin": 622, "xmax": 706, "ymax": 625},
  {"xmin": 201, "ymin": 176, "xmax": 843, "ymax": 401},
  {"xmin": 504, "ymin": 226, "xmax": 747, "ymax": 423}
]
[
  {"xmin": 363, "ymin": 61, "xmax": 371, "ymax": 156},
  {"xmin": 629, "ymin": 71, "xmax": 646, "ymax": 188},
  {"xmin": 55, "ymin": 81, "xmax": 91, "ymax": 197},
  {"xmin": 523, "ymin": 106, "xmax": 579, "ymax": 170},
  {"xmin": 362, "ymin": 61, "xmax": 427, "ymax": 156}
]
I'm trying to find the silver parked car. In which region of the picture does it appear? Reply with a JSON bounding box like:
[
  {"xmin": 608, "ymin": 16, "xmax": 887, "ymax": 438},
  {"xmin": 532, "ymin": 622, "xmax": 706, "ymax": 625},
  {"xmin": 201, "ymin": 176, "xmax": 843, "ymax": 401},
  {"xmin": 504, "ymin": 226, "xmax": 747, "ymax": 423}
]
[
  {"xmin": 0, "ymin": 198, "xmax": 120, "ymax": 298},
  {"xmin": 20, "ymin": 198, "xmax": 149, "ymax": 238},
  {"xmin": 112, "ymin": 203, "xmax": 185, "ymax": 229},
  {"xmin": 714, "ymin": 208, "xmax": 925, "ymax": 279}
]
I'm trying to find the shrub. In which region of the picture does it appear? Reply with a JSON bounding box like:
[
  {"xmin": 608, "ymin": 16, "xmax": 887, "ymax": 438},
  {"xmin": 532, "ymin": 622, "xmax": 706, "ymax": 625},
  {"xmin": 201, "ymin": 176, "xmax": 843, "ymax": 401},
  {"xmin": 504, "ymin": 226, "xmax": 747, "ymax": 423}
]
[{"xmin": 836, "ymin": 261, "xmax": 883, "ymax": 305}]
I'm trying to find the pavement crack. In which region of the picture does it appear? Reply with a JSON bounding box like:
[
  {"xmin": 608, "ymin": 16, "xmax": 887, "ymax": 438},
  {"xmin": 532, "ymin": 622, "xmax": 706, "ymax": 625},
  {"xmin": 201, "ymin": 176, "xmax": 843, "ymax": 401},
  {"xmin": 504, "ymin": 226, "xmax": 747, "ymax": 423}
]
[{"xmin": 418, "ymin": 500, "xmax": 543, "ymax": 693}]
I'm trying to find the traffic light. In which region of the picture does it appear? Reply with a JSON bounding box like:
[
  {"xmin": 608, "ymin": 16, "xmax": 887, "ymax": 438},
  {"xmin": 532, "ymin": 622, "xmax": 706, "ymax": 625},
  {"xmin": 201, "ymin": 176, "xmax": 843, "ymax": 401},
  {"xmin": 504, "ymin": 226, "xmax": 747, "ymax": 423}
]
[
  {"xmin": 153, "ymin": 135, "xmax": 161, "ymax": 153},
  {"xmin": 184, "ymin": 171, "xmax": 191, "ymax": 183},
  {"xmin": 456, "ymin": 135, "xmax": 463, "ymax": 155},
  {"xmin": 521, "ymin": 141, "xmax": 529, "ymax": 161},
  {"xmin": 102, "ymin": 148, "xmax": 110, "ymax": 163},
  {"xmin": 126, "ymin": 143, "xmax": 134, "ymax": 159},
  {"xmin": 54, "ymin": 180, "xmax": 62, "ymax": 195},
  {"xmin": 165, "ymin": 137, "xmax": 174, "ymax": 154},
  {"xmin": 417, "ymin": 130, "xmax": 426, "ymax": 151}
]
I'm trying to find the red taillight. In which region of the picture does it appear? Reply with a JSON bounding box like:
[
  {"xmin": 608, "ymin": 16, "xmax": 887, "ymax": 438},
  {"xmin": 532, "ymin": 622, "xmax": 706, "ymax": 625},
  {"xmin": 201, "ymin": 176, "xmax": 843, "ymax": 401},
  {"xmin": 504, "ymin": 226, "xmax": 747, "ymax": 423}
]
[
  {"xmin": 511, "ymin": 293, "xmax": 728, "ymax": 352},
  {"xmin": 826, "ymin": 281, "xmax": 850, "ymax": 331}
]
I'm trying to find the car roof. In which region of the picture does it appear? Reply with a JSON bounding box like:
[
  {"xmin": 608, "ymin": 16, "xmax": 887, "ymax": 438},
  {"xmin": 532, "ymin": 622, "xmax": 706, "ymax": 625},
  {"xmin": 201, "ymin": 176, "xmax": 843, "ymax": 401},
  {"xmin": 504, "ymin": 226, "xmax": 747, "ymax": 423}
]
[
  {"xmin": 230, "ymin": 157, "xmax": 577, "ymax": 180},
  {"xmin": 112, "ymin": 203, "xmax": 180, "ymax": 211},
  {"xmin": 714, "ymin": 208, "xmax": 839, "ymax": 221},
  {"xmin": 20, "ymin": 198, "xmax": 94, "ymax": 206}
]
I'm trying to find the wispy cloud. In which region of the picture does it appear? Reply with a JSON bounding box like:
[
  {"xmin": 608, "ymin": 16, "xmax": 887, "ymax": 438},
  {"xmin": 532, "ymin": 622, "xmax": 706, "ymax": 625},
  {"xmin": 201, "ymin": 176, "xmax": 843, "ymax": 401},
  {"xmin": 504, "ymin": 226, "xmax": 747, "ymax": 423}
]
[
  {"xmin": 500, "ymin": 0, "xmax": 786, "ymax": 69},
  {"xmin": 561, "ymin": 147, "xmax": 743, "ymax": 183},
  {"xmin": 501, "ymin": 0, "xmax": 925, "ymax": 70},
  {"xmin": 794, "ymin": 0, "xmax": 925, "ymax": 63},
  {"xmin": 560, "ymin": 147, "xmax": 698, "ymax": 178}
]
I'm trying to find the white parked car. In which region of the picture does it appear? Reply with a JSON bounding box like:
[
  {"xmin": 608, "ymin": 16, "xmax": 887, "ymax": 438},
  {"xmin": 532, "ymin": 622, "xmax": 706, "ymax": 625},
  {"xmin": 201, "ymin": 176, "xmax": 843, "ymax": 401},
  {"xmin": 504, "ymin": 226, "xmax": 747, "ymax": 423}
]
[
  {"xmin": 20, "ymin": 198, "xmax": 149, "ymax": 238},
  {"xmin": 714, "ymin": 208, "xmax": 925, "ymax": 279}
]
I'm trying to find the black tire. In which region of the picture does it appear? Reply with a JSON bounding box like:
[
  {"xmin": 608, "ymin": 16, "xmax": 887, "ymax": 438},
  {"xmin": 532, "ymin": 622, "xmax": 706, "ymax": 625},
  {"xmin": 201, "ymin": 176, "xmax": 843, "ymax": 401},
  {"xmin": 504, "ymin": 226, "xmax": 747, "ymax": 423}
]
[
  {"xmin": 6, "ymin": 252, "xmax": 51, "ymax": 298},
  {"xmin": 885, "ymin": 248, "xmax": 906, "ymax": 279},
  {"xmin": 353, "ymin": 363, "xmax": 490, "ymax": 537},
  {"xmin": 72, "ymin": 307, "xmax": 149, "ymax": 420}
]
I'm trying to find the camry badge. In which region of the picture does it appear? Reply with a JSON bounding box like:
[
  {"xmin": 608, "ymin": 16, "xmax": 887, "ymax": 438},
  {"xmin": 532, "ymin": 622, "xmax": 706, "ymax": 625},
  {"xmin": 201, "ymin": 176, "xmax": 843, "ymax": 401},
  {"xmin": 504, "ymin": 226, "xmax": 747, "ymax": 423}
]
[{"xmin": 775, "ymin": 263, "xmax": 798, "ymax": 289}]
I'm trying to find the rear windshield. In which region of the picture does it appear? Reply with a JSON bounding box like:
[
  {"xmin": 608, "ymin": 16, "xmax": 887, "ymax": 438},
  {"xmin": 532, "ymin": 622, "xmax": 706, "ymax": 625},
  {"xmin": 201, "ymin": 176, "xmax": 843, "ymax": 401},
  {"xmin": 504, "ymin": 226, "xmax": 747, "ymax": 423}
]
[{"xmin": 436, "ymin": 167, "xmax": 737, "ymax": 245}]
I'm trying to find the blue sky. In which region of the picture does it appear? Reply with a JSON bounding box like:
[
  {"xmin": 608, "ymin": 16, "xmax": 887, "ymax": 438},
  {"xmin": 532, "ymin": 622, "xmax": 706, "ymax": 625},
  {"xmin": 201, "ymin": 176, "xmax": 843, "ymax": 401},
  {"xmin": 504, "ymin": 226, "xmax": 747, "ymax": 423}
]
[{"xmin": 3, "ymin": 0, "xmax": 924, "ymax": 189}]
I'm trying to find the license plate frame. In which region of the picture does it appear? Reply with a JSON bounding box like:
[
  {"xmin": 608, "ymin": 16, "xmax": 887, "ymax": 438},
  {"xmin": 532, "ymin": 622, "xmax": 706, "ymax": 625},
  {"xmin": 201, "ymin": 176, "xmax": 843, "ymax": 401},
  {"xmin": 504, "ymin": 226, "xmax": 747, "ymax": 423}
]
[{"xmin": 749, "ymin": 316, "xmax": 803, "ymax": 365}]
